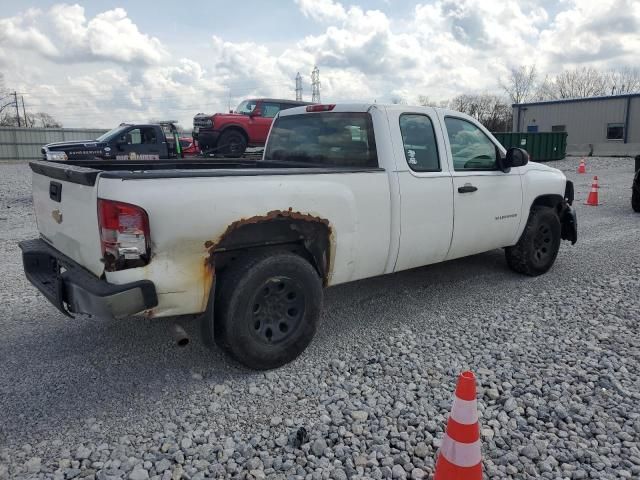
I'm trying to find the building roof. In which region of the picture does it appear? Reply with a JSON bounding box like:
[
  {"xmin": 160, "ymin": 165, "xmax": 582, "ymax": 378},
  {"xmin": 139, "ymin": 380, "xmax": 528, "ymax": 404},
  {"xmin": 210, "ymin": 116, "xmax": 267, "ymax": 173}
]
[{"xmin": 513, "ymin": 92, "xmax": 640, "ymax": 108}]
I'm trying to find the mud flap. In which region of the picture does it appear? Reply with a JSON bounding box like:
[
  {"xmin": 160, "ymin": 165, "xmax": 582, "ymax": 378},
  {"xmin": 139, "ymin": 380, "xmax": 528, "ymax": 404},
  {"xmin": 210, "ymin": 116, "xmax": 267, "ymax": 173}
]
[{"xmin": 560, "ymin": 206, "xmax": 578, "ymax": 245}]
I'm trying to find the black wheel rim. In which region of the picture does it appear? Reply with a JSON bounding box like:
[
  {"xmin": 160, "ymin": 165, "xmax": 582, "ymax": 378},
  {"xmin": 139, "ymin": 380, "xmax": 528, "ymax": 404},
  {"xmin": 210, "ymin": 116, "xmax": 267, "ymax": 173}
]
[
  {"xmin": 249, "ymin": 276, "xmax": 305, "ymax": 345},
  {"xmin": 532, "ymin": 223, "xmax": 553, "ymax": 265},
  {"xmin": 226, "ymin": 135, "xmax": 243, "ymax": 155}
]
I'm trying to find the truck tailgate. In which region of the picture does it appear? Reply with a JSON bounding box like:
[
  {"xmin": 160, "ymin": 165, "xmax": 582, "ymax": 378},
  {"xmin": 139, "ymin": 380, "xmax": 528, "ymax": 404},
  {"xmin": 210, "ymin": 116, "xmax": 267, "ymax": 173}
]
[{"xmin": 30, "ymin": 162, "xmax": 104, "ymax": 276}]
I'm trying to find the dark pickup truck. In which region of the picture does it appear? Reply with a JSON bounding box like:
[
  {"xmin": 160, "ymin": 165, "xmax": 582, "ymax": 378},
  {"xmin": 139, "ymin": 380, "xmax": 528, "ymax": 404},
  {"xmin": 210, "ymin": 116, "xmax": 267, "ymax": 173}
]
[{"xmin": 42, "ymin": 122, "xmax": 187, "ymax": 161}]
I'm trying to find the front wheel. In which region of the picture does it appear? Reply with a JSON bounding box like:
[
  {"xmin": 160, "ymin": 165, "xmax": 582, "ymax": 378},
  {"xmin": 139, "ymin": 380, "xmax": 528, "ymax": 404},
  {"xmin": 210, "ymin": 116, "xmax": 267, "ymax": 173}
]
[
  {"xmin": 212, "ymin": 252, "xmax": 323, "ymax": 370},
  {"xmin": 217, "ymin": 130, "xmax": 247, "ymax": 157},
  {"xmin": 505, "ymin": 206, "xmax": 561, "ymax": 276}
]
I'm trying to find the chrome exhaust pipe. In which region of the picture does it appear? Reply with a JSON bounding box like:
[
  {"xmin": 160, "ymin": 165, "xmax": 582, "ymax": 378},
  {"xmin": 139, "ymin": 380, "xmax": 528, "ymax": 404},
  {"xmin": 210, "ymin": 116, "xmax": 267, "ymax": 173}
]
[{"xmin": 172, "ymin": 324, "xmax": 190, "ymax": 347}]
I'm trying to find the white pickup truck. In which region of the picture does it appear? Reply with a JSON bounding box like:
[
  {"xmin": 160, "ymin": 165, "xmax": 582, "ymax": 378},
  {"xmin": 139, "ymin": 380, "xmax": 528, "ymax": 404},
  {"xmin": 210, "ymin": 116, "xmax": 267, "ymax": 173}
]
[{"xmin": 20, "ymin": 104, "xmax": 577, "ymax": 369}]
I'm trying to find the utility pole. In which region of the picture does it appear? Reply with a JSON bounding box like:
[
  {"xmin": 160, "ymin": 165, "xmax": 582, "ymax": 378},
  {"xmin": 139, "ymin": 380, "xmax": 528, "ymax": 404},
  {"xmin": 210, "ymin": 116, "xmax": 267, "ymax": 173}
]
[
  {"xmin": 295, "ymin": 72, "xmax": 302, "ymax": 101},
  {"xmin": 14, "ymin": 92, "xmax": 21, "ymax": 127},
  {"xmin": 311, "ymin": 66, "xmax": 321, "ymax": 103},
  {"xmin": 21, "ymin": 96, "xmax": 27, "ymax": 127}
]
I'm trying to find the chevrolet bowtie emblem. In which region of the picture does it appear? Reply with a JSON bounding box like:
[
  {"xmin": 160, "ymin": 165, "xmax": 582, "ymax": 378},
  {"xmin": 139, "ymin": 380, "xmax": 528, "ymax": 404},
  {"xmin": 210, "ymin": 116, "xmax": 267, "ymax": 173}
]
[{"xmin": 52, "ymin": 209, "xmax": 63, "ymax": 224}]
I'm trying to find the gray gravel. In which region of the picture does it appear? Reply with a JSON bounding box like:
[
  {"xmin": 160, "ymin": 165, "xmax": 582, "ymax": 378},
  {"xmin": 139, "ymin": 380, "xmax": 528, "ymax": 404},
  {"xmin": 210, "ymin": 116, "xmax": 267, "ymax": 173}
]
[{"xmin": 1, "ymin": 156, "xmax": 639, "ymax": 479}]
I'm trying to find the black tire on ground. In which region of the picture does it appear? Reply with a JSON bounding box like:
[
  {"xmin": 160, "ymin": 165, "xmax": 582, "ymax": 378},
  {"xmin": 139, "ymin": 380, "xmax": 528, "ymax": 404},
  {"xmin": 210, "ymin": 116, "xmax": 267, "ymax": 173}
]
[
  {"xmin": 209, "ymin": 251, "xmax": 323, "ymax": 370},
  {"xmin": 505, "ymin": 206, "xmax": 562, "ymax": 276},
  {"xmin": 632, "ymin": 185, "xmax": 640, "ymax": 212},
  {"xmin": 217, "ymin": 130, "xmax": 247, "ymax": 156}
]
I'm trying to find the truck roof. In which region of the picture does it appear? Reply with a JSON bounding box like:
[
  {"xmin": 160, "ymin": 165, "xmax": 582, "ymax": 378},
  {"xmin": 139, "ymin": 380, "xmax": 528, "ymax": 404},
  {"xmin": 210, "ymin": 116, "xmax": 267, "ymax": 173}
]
[
  {"xmin": 277, "ymin": 103, "xmax": 478, "ymax": 121},
  {"xmin": 248, "ymin": 98, "xmax": 315, "ymax": 105}
]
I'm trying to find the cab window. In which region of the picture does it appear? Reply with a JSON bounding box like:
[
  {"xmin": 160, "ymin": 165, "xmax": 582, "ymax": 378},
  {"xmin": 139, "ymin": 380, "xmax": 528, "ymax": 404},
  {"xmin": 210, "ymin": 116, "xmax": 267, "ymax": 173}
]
[
  {"xmin": 262, "ymin": 102, "xmax": 281, "ymax": 118},
  {"xmin": 264, "ymin": 112, "xmax": 378, "ymax": 168},
  {"xmin": 399, "ymin": 114, "xmax": 440, "ymax": 172},
  {"xmin": 121, "ymin": 128, "xmax": 156, "ymax": 145},
  {"xmin": 444, "ymin": 117, "xmax": 498, "ymax": 171}
]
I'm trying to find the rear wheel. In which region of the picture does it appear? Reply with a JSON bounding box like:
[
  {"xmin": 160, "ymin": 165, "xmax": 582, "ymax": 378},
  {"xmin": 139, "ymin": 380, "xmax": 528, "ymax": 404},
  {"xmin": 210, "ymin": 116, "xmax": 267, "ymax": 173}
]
[
  {"xmin": 217, "ymin": 130, "xmax": 247, "ymax": 157},
  {"xmin": 505, "ymin": 206, "xmax": 561, "ymax": 276},
  {"xmin": 210, "ymin": 252, "xmax": 322, "ymax": 370}
]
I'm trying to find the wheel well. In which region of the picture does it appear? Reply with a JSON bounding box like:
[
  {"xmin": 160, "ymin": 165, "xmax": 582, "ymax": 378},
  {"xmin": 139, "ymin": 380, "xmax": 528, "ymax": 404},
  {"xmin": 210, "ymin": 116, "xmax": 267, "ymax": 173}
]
[
  {"xmin": 531, "ymin": 194, "xmax": 564, "ymax": 214},
  {"xmin": 208, "ymin": 213, "xmax": 332, "ymax": 286},
  {"xmin": 220, "ymin": 126, "xmax": 248, "ymax": 142}
]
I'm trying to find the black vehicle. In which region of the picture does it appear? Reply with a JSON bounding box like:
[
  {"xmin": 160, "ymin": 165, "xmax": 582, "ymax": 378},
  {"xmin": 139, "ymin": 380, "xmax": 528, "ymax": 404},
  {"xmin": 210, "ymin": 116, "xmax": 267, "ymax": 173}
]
[
  {"xmin": 42, "ymin": 122, "xmax": 186, "ymax": 161},
  {"xmin": 633, "ymin": 155, "xmax": 640, "ymax": 212}
]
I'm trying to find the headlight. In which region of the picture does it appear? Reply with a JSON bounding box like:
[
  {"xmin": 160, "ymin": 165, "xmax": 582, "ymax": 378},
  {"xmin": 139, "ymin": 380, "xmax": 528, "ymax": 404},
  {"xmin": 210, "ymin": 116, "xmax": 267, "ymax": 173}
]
[
  {"xmin": 206, "ymin": 118, "xmax": 213, "ymax": 127},
  {"xmin": 46, "ymin": 151, "xmax": 68, "ymax": 161}
]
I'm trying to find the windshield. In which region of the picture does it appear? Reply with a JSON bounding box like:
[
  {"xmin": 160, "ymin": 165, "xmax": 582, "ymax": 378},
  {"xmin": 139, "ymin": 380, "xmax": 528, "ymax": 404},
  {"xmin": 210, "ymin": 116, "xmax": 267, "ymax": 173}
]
[
  {"xmin": 96, "ymin": 126, "xmax": 130, "ymax": 142},
  {"xmin": 235, "ymin": 100, "xmax": 257, "ymax": 115}
]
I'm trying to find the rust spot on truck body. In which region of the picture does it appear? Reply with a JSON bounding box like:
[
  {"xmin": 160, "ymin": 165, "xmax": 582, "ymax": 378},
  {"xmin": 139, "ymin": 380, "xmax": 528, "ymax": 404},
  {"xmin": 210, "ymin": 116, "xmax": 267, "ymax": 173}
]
[{"xmin": 202, "ymin": 208, "xmax": 333, "ymax": 294}]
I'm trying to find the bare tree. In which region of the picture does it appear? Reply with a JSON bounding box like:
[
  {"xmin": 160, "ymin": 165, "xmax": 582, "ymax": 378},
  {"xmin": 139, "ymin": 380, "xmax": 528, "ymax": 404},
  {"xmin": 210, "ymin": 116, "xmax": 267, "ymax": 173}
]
[
  {"xmin": 552, "ymin": 67, "xmax": 609, "ymax": 99},
  {"xmin": 449, "ymin": 93, "xmax": 511, "ymax": 131},
  {"xmin": 418, "ymin": 95, "xmax": 432, "ymax": 107},
  {"xmin": 500, "ymin": 65, "xmax": 538, "ymax": 104},
  {"xmin": 1, "ymin": 111, "xmax": 62, "ymax": 127},
  {"xmin": 607, "ymin": 67, "xmax": 640, "ymax": 95}
]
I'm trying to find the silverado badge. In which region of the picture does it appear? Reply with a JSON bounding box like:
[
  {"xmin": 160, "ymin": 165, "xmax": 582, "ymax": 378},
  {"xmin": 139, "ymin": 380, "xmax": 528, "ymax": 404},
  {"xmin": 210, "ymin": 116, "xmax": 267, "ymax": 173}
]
[{"xmin": 52, "ymin": 209, "xmax": 63, "ymax": 224}]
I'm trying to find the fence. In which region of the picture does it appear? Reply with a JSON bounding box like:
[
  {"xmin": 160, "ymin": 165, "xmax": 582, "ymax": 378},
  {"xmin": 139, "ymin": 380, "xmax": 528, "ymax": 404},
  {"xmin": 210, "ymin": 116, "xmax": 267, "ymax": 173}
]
[{"xmin": 0, "ymin": 127, "xmax": 109, "ymax": 161}]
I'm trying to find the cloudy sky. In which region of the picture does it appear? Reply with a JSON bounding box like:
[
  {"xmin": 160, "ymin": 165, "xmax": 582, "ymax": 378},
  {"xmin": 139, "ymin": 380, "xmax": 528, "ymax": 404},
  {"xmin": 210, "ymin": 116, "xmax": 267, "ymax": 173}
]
[{"xmin": 0, "ymin": 0, "xmax": 638, "ymax": 128}]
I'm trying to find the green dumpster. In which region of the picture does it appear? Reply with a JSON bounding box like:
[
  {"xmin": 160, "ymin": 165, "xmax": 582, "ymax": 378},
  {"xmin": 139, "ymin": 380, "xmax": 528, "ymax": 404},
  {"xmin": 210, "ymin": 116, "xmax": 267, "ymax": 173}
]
[{"xmin": 492, "ymin": 132, "xmax": 567, "ymax": 162}]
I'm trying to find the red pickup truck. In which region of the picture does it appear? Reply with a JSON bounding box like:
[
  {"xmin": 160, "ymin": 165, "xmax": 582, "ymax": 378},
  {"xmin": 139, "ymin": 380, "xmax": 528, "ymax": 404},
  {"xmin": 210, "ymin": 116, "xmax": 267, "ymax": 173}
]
[{"xmin": 193, "ymin": 98, "xmax": 313, "ymax": 155}]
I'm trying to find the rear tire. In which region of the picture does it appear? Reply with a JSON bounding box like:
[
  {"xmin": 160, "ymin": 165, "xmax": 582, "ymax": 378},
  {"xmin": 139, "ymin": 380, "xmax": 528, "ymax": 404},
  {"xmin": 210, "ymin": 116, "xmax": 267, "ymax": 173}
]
[
  {"xmin": 505, "ymin": 206, "xmax": 561, "ymax": 276},
  {"xmin": 212, "ymin": 252, "xmax": 322, "ymax": 370},
  {"xmin": 217, "ymin": 130, "xmax": 247, "ymax": 157}
]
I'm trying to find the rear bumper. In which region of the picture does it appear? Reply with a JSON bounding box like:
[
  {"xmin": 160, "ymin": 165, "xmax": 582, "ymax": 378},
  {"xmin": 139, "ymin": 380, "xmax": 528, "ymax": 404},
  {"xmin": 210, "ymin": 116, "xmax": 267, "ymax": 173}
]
[{"xmin": 19, "ymin": 238, "xmax": 157, "ymax": 319}]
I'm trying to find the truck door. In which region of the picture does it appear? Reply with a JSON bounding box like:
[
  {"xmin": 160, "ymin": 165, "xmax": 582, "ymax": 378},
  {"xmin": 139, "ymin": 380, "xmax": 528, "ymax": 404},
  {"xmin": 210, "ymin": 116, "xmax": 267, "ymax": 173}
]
[
  {"xmin": 114, "ymin": 127, "xmax": 161, "ymax": 160},
  {"xmin": 441, "ymin": 115, "xmax": 523, "ymax": 260},
  {"xmin": 253, "ymin": 102, "xmax": 281, "ymax": 143},
  {"xmin": 391, "ymin": 108, "xmax": 455, "ymax": 271}
]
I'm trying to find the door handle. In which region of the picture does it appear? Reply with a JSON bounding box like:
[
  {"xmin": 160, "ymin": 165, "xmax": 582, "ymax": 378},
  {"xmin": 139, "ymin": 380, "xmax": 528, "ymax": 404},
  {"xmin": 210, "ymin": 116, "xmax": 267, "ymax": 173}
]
[{"xmin": 458, "ymin": 184, "xmax": 478, "ymax": 193}]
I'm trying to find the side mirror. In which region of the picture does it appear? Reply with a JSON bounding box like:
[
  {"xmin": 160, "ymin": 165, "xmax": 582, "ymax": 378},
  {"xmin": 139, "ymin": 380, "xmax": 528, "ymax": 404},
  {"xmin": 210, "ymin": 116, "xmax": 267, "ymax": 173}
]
[
  {"xmin": 249, "ymin": 108, "xmax": 262, "ymax": 117},
  {"xmin": 229, "ymin": 109, "xmax": 233, "ymax": 114},
  {"xmin": 500, "ymin": 147, "xmax": 529, "ymax": 172}
]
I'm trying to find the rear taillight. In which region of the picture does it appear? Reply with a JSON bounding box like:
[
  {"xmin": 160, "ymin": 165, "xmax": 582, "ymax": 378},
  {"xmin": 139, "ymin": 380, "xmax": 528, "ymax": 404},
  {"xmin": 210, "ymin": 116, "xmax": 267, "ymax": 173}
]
[
  {"xmin": 306, "ymin": 104, "xmax": 336, "ymax": 112},
  {"xmin": 98, "ymin": 199, "xmax": 150, "ymax": 271}
]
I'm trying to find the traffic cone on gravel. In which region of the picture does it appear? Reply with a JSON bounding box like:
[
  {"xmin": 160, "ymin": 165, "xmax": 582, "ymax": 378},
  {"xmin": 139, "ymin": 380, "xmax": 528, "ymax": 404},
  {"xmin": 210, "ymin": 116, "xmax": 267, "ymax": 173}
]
[
  {"xmin": 577, "ymin": 158, "xmax": 586, "ymax": 174},
  {"xmin": 585, "ymin": 176, "xmax": 600, "ymax": 206},
  {"xmin": 434, "ymin": 371, "xmax": 482, "ymax": 480}
]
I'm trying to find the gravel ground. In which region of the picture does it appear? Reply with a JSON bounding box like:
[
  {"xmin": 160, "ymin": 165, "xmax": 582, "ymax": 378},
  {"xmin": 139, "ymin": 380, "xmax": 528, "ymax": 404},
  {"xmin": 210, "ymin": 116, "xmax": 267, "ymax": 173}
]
[{"xmin": 0, "ymin": 157, "xmax": 639, "ymax": 480}]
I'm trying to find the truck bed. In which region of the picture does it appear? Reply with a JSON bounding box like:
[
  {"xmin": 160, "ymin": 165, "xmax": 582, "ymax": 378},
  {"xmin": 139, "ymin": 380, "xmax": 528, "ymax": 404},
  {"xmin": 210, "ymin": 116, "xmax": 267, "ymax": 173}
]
[{"xmin": 29, "ymin": 159, "xmax": 383, "ymax": 185}]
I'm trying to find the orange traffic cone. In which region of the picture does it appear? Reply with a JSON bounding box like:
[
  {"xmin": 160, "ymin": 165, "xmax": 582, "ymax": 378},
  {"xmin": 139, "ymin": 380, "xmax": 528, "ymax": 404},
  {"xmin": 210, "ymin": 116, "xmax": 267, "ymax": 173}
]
[
  {"xmin": 577, "ymin": 158, "xmax": 586, "ymax": 174},
  {"xmin": 585, "ymin": 176, "xmax": 599, "ymax": 206},
  {"xmin": 434, "ymin": 371, "xmax": 482, "ymax": 480}
]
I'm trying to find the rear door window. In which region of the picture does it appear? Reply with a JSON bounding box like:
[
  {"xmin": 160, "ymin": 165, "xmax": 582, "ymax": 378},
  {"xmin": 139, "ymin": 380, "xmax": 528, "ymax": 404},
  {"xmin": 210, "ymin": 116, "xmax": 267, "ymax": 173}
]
[
  {"xmin": 399, "ymin": 114, "xmax": 440, "ymax": 172},
  {"xmin": 264, "ymin": 112, "xmax": 378, "ymax": 168},
  {"xmin": 262, "ymin": 102, "xmax": 281, "ymax": 118}
]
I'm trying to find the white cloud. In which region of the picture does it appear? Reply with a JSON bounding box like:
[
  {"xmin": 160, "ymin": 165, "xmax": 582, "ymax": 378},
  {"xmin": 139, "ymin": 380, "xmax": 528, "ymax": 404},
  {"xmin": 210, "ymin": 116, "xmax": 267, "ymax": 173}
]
[
  {"xmin": 0, "ymin": 4, "xmax": 167, "ymax": 65},
  {"xmin": 295, "ymin": 0, "xmax": 347, "ymax": 23},
  {"xmin": 1, "ymin": 0, "xmax": 639, "ymax": 127}
]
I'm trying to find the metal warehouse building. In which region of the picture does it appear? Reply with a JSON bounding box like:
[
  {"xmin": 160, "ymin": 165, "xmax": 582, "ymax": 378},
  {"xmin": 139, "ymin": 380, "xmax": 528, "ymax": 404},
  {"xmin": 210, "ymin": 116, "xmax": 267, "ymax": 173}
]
[{"xmin": 512, "ymin": 93, "xmax": 640, "ymax": 157}]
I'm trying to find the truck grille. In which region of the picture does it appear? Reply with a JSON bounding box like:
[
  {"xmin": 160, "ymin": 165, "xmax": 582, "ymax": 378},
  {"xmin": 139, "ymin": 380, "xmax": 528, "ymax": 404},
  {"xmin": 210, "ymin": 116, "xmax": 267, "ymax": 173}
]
[{"xmin": 193, "ymin": 114, "xmax": 212, "ymax": 128}]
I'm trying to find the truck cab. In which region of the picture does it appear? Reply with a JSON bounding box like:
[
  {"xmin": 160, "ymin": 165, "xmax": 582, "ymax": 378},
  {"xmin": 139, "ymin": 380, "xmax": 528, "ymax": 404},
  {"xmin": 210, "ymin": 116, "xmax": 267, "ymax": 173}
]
[
  {"xmin": 41, "ymin": 122, "xmax": 186, "ymax": 161},
  {"xmin": 193, "ymin": 98, "xmax": 314, "ymax": 156}
]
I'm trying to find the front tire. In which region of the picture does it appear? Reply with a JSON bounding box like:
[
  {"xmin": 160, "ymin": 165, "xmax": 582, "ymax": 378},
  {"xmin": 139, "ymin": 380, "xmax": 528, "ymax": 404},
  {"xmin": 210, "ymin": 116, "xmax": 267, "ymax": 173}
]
[
  {"xmin": 213, "ymin": 252, "xmax": 323, "ymax": 370},
  {"xmin": 506, "ymin": 206, "xmax": 561, "ymax": 276},
  {"xmin": 217, "ymin": 130, "xmax": 247, "ymax": 157}
]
